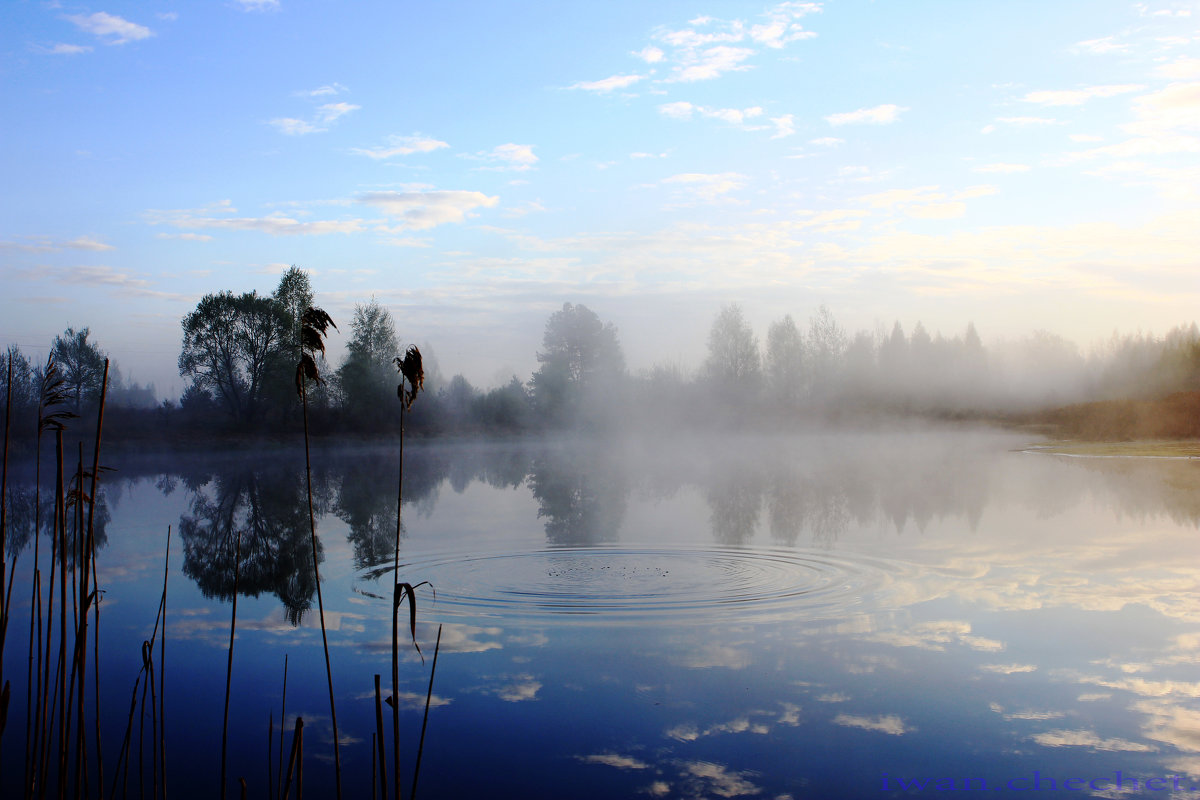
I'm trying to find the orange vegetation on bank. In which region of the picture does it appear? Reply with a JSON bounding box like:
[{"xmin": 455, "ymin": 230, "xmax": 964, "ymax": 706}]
[{"xmin": 1026, "ymin": 391, "xmax": 1200, "ymax": 441}]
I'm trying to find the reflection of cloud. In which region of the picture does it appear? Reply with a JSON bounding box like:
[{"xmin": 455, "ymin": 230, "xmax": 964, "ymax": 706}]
[
  {"xmin": 671, "ymin": 643, "xmax": 751, "ymax": 669},
  {"xmin": 667, "ymin": 703, "xmax": 800, "ymax": 742},
  {"xmin": 988, "ymin": 702, "xmax": 1064, "ymax": 721},
  {"xmin": 981, "ymin": 663, "xmax": 1038, "ymax": 674},
  {"xmin": 1129, "ymin": 699, "xmax": 1200, "ymax": 757},
  {"xmin": 579, "ymin": 753, "xmax": 649, "ymax": 769},
  {"xmin": 867, "ymin": 620, "xmax": 1003, "ymax": 653},
  {"xmin": 816, "ymin": 692, "xmax": 850, "ymax": 703},
  {"xmin": 1030, "ymin": 729, "xmax": 1153, "ymax": 752},
  {"xmin": 493, "ymin": 674, "xmax": 541, "ymax": 702},
  {"xmin": 682, "ymin": 761, "xmax": 763, "ymax": 798},
  {"xmin": 832, "ymin": 714, "xmax": 913, "ymax": 735}
]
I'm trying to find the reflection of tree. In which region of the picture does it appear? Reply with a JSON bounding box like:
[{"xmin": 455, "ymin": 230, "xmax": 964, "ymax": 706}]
[
  {"xmin": 180, "ymin": 466, "xmax": 316, "ymax": 625},
  {"xmin": 767, "ymin": 466, "xmax": 805, "ymax": 546},
  {"xmin": 334, "ymin": 459, "xmax": 400, "ymax": 571},
  {"xmin": 706, "ymin": 472, "xmax": 763, "ymax": 546},
  {"xmin": 527, "ymin": 446, "xmax": 628, "ymax": 545},
  {"xmin": 3, "ymin": 479, "xmax": 111, "ymax": 563}
]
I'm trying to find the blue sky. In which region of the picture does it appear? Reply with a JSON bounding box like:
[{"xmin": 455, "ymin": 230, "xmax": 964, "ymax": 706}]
[{"xmin": 4, "ymin": 0, "xmax": 1200, "ymax": 397}]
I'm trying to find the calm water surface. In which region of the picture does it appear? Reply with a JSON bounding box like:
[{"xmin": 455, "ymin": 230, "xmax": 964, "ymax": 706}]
[{"xmin": 4, "ymin": 428, "xmax": 1200, "ymax": 798}]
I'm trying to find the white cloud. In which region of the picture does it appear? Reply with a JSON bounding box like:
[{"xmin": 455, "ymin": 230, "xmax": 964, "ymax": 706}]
[
  {"xmin": 357, "ymin": 189, "xmax": 500, "ymax": 230},
  {"xmin": 974, "ymin": 163, "xmax": 1031, "ymax": 173},
  {"xmin": 156, "ymin": 232, "xmax": 214, "ymax": 242},
  {"xmin": 65, "ymin": 236, "xmax": 115, "ymax": 251},
  {"xmin": 570, "ymin": 74, "xmax": 645, "ymax": 92},
  {"xmin": 298, "ymin": 83, "xmax": 348, "ymax": 98},
  {"xmin": 270, "ymin": 96, "xmax": 359, "ymax": 135},
  {"xmin": 659, "ymin": 101, "xmax": 774, "ymax": 131},
  {"xmin": 157, "ymin": 212, "xmax": 366, "ymax": 236},
  {"xmin": 352, "ymin": 134, "xmax": 449, "ymax": 159},
  {"xmin": 662, "ymin": 172, "xmax": 748, "ymax": 203},
  {"xmin": 810, "ymin": 136, "xmax": 843, "ymax": 146},
  {"xmin": 770, "ymin": 114, "xmax": 796, "ymax": 138},
  {"xmin": 633, "ymin": 46, "xmax": 664, "ymax": 63},
  {"xmin": 825, "ymin": 104, "xmax": 907, "ymax": 126},
  {"xmin": 41, "ymin": 43, "xmax": 93, "ymax": 55},
  {"xmin": 466, "ymin": 143, "xmax": 538, "ymax": 171},
  {"xmin": 234, "ymin": 0, "xmax": 280, "ymax": 10},
  {"xmin": 1158, "ymin": 57, "xmax": 1200, "ymax": 80},
  {"xmin": 833, "ymin": 714, "xmax": 913, "ymax": 735},
  {"xmin": 1022, "ymin": 84, "xmax": 1143, "ymax": 106},
  {"xmin": 269, "ymin": 117, "xmax": 320, "ymax": 136},
  {"xmin": 996, "ymin": 116, "xmax": 1061, "ymax": 126},
  {"xmin": 749, "ymin": 1, "xmax": 821, "ymax": 48},
  {"xmin": 64, "ymin": 12, "xmax": 152, "ymax": 45},
  {"xmin": 659, "ymin": 101, "xmax": 695, "ymax": 119},
  {"xmin": 317, "ymin": 102, "xmax": 360, "ymax": 123},
  {"xmin": 672, "ymin": 44, "xmax": 755, "ymax": 82},
  {"xmin": 1073, "ymin": 36, "xmax": 1130, "ymax": 54}
]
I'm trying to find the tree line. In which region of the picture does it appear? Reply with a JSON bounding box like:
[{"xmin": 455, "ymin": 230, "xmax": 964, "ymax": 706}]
[{"xmin": 3, "ymin": 267, "xmax": 1199, "ymax": 442}]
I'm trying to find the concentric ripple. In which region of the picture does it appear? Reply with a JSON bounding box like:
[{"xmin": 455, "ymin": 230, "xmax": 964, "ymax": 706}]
[{"xmin": 363, "ymin": 545, "xmax": 908, "ymax": 625}]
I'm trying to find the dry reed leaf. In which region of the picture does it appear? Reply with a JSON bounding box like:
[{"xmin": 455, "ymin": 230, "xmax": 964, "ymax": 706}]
[{"xmin": 394, "ymin": 346, "xmax": 424, "ymax": 409}]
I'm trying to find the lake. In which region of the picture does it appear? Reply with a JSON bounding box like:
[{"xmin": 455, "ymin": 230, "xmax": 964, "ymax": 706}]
[{"xmin": 4, "ymin": 426, "xmax": 1200, "ymax": 798}]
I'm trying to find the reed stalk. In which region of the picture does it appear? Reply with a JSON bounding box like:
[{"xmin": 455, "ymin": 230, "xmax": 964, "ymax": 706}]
[
  {"xmin": 157, "ymin": 526, "xmax": 170, "ymax": 800},
  {"xmin": 410, "ymin": 623, "xmax": 442, "ymax": 800},
  {"xmin": 391, "ymin": 345, "xmax": 423, "ymax": 800},
  {"xmin": 374, "ymin": 674, "xmax": 387, "ymax": 800},
  {"xmin": 55, "ymin": 428, "xmax": 66, "ymax": 800},
  {"xmin": 296, "ymin": 306, "xmax": 342, "ymax": 799},
  {"xmin": 281, "ymin": 717, "xmax": 303, "ymax": 800},
  {"xmin": 219, "ymin": 523, "xmax": 242, "ymax": 800},
  {"xmin": 276, "ymin": 655, "xmax": 287, "ymax": 800},
  {"xmin": 1, "ymin": 350, "xmax": 13, "ymax": 753}
]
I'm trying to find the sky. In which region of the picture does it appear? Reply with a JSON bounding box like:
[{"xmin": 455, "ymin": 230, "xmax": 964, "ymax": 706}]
[{"xmin": 4, "ymin": 0, "xmax": 1200, "ymax": 399}]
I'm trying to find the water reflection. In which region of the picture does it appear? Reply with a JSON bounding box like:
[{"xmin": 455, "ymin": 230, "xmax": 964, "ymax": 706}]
[
  {"xmin": 528, "ymin": 444, "xmax": 628, "ymax": 545},
  {"xmin": 8, "ymin": 431, "xmax": 1200, "ymax": 797},
  {"xmin": 178, "ymin": 465, "xmax": 318, "ymax": 624}
]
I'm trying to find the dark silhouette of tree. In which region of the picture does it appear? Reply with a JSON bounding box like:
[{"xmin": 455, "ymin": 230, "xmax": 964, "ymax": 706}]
[
  {"xmin": 530, "ymin": 303, "xmax": 625, "ymax": 426},
  {"xmin": 51, "ymin": 326, "xmax": 107, "ymax": 410},
  {"xmin": 179, "ymin": 291, "xmax": 290, "ymax": 425},
  {"xmin": 1, "ymin": 345, "xmax": 40, "ymax": 426},
  {"xmin": 274, "ymin": 265, "xmax": 315, "ymax": 353}
]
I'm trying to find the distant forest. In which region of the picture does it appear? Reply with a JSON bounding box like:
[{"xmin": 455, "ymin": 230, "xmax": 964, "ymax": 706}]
[{"xmin": 3, "ymin": 266, "xmax": 1199, "ymax": 446}]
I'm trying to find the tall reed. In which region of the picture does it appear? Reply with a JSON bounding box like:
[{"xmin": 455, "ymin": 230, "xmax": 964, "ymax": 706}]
[
  {"xmin": 390, "ymin": 346, "xmax": 424, "ymax": 800},
  {"xmin": 220, "ymin": 520, "xmax": 242, "ymax": 800},
  {"xmin": 296, "ymin": 306, "xmax": 342, "ymax": 799}
]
